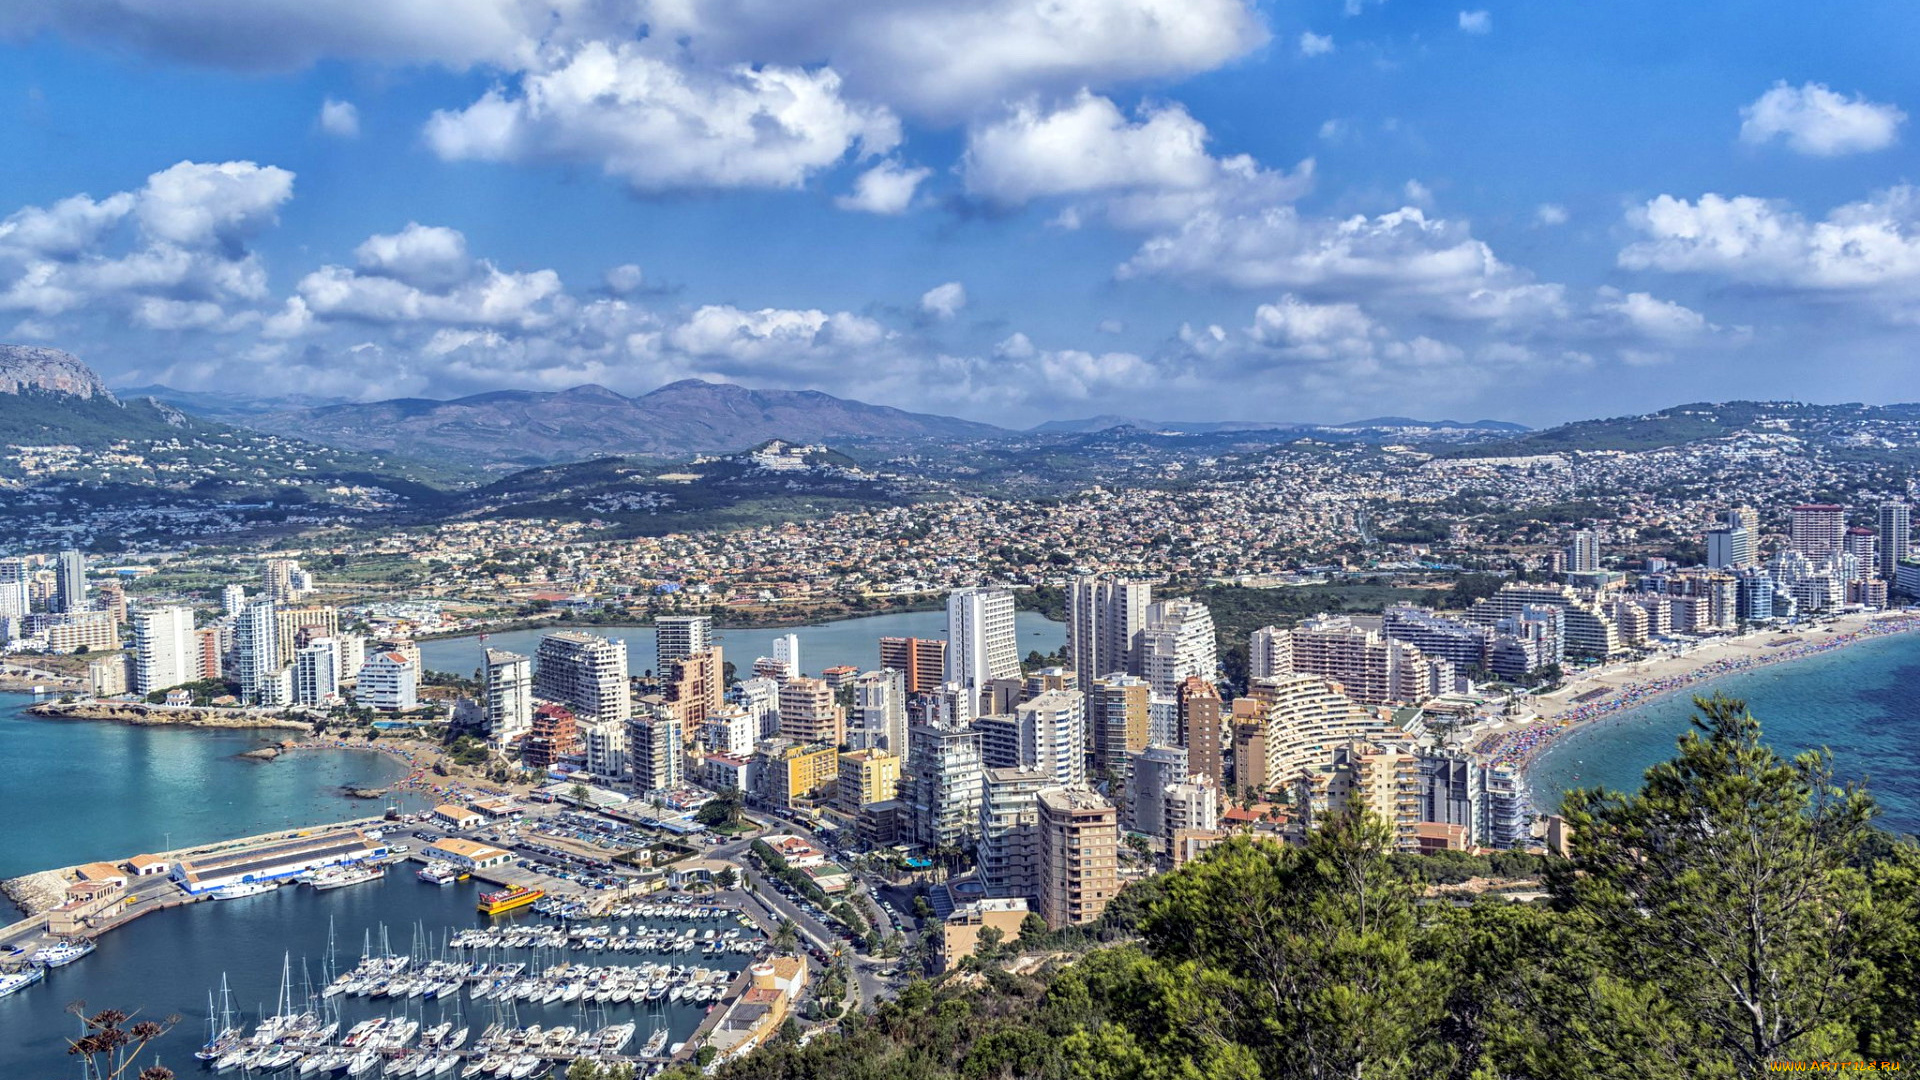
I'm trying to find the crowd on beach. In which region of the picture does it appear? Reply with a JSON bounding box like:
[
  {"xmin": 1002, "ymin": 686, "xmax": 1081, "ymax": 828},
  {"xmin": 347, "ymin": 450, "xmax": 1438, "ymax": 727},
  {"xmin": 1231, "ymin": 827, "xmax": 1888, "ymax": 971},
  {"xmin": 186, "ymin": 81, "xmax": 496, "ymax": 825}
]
[{"xmin": 1474, "ymin": 614, "xmax": 1920, "ymax": 771}]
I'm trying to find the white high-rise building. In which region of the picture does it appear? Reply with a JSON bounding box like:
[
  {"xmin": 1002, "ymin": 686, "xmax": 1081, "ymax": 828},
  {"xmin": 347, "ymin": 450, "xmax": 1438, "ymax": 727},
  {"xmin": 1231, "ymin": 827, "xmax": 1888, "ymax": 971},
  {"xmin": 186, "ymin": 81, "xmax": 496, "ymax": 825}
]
[
  {"xmin": 0, "ymin": 559, "xmax": 29, "ymax": 619},
  {"xmin": 946, "ymin": 587, "xmax": 1019, "ymax": 702},
  {"xmin": 1016, "ymin": 689, "xmax": 1086, "ymax": 787},
  {"xmin": 234, "ymin": 599, "xmax": 282, "ymax": 705},
  {"xmin": 534, "ymin": 631, "xmax": 632, "ymax": 726},
  {"xmin": 1249, "ymin": 626, "xmax": 1290, "ymax": 681},
  {"xmin": 221, "ymin": 583, "xmax": 247, "ymax": 617},
  {"xmin": 358, "ymin": 650, "xmax": 418, "ymax": 711},
  {"xmin": 851, "ymin": 668, "xmax": 907, "ymax": 752},
  {"xmin": 739, "ymin": 676, "xmax": 782, "ymax": 738},
  {"xmin": 293, "ymin": 637, "xmax": 341, "ymax": 706},
  {"xmin": 1564, "ymin": 531, "xmax": 1601, "ymax": 574},
  {"xmin": 1137, "ymin": 599, "xmax": 1218, "ymax": 698},
  {"xmin": 655, "ymin": 615, "xmax": 712, "ymax": 668},
  {"xmin": 337, "ymin": 634, "xmax": 367, "ymax": 683},
  {"xmin": 1067, "ymin": 577, "xmax": 1151, "ymax": 683},
  {"xmin": 1706, "ymin": 525, "xmax": 1754, "ymax": 570},
  {"xmin": 483, "ymin": 648, "xmax": 534, "ymax": 744},
  {"xmin": 132, "ymin": 605, "xmax": 198, "ymax": 696},
  {"xmin": 771, "ymin": 633, "xmax": 801, "ymax": 679},
  {"xmin": 1880, "ymin": 503, "xmax": 1912, "ymax": 583}
]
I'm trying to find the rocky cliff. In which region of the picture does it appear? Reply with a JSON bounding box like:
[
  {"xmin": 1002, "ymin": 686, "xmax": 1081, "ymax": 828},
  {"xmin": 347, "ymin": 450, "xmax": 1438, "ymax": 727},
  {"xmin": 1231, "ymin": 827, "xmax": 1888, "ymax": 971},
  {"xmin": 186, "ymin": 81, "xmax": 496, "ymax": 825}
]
[{"xmin": 0, "ymin": 344, "xmax": 117, "ymax": 402}]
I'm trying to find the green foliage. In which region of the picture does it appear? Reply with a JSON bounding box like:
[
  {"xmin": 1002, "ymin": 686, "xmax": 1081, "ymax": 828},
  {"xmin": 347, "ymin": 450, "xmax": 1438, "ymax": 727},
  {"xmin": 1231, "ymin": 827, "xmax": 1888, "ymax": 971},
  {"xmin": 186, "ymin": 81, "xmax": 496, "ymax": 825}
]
[{"xmin": 694, "ymin": 695, "xmax": 1920, "ymax": 1080}]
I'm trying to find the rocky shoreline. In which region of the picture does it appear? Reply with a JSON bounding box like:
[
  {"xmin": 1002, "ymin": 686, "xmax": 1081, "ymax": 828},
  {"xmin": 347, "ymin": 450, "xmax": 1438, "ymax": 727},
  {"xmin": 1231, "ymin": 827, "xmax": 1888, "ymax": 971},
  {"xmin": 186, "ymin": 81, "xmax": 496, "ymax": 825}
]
[{"xmin": 25, "ymin": 700, "xmax": 311, "ymax": 732}]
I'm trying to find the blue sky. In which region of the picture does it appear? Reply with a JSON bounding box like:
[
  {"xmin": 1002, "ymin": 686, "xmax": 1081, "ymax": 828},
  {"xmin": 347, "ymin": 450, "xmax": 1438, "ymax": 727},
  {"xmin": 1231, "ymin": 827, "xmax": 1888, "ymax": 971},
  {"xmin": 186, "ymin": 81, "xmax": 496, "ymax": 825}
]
[{"xmin": 1, "ymin": 0, "xmax": 1917, "ymax": 427}]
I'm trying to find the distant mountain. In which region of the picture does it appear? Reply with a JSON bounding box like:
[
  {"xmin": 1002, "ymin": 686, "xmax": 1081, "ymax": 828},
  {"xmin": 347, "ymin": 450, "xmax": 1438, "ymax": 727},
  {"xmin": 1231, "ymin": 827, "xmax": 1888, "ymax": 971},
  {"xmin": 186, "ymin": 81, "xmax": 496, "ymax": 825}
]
[
  {"xmin": 1458, "ymin": 401, "xmax": 1920, "ymax": 457},
  {"xmin": 115, "ymin": 383, "xmax": 351, "ymax": 422},
  {"xmin": 1335, "ymin": 416, "xmax": 1530, "ymax": 433},
  {"xmin": 0, "ymin": 345, "xmax": 116, "ymax": 401},
  {"xmin": 1033, "ymin": 413, "xmax": 1530, "ymax": 435},
  {"xmin": 255, "ymin": 379, "xmax": 1010, "ymax": 468},
  {"xmin": 0, "ymin": 345, "xmax": 475, "ymax": 547}
]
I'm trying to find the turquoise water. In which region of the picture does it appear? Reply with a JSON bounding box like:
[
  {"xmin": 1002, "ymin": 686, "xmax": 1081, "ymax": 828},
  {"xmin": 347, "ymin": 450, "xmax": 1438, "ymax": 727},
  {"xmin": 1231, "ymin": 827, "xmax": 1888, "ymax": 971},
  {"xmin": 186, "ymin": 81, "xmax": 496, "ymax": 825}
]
[
  {"xmin": 0, "ymin": 693, "xmax": 416, "ymax": 882},
  {"xmin": 419, "ymin": 609, "xmax": 1066, "ymax": 678},
  {"xmin": 1526, "ymin": 629, "xmax": 1920, "ymax": 832}
]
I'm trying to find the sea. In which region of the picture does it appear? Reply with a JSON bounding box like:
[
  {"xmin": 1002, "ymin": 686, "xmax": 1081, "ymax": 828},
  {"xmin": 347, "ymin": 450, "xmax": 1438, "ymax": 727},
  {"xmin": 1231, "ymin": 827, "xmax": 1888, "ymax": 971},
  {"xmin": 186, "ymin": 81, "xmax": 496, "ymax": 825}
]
[
  {"xmin": 0, "ymin": 608, "xmax": 1065, "ymax": 1075},
  {"xmin": 1526, "ymin": 627, "xmax": 1920, "ymax": 833}
]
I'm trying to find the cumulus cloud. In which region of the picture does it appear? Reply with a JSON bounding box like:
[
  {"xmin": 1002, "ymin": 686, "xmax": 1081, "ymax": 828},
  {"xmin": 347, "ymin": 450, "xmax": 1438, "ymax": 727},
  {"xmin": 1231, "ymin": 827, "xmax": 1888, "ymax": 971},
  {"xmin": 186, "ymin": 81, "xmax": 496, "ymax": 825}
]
[
  {"xmin": 1458, "ymin": 10, "xmax": 1491, "ymax": 34},
  {"xmin": 0, "ymin": 160, "xmax": 291, "ymax": 319},
  {"xmin": 424, "ymin": 42, "xmax": 901, "ymax": 192},
  {"xmin": 136, "ymin": 160, "xmax": 294, "ymax": 252},
  {"xmin": 354, "ymin": 223, "xmax": 473, "ymax": 288},
  {"xmin": 920, "ymin": 281, "xmax": 968, "ymax": 319},
  {"xmin": 1534, "ymin": 203, "xmax": 1569, "ymax": 227},
  {"xmin": 0, "ymin": 0, "xmax": 575, "ymax": 71},
  {"xmin": 962, "ymin": 92, "xmax": 1313, "ymax": 229},
  {"xmin": 835, "ymin": 159, "xmax": 932, "ymax": 214},
  {"xmin": 1299, "ymin": 31, "xmax": 1334, "ymax": 57},
  {"xmin": 648, "ymin": 0, "xmax": 1268, "ymax": 120},
  {"xmin": 319, "ymin": 98, "xmax": 360, "ymax": 137},
  {"xmin": 1738, "ymin": 81, "xmax": 1905, "ymax": 156},
  {"xmin": 1619, "ymin": 187, "xmax": 1920, "ymax": 302}
]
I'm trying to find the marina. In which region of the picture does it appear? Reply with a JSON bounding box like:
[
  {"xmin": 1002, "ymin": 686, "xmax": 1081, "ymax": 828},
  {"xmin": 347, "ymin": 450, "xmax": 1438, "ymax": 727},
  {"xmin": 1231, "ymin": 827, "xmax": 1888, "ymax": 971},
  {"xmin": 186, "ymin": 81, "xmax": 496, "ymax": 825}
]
[{"xmin": 0, "ymin": 874, "xmax": 764, "ymax": 1075}]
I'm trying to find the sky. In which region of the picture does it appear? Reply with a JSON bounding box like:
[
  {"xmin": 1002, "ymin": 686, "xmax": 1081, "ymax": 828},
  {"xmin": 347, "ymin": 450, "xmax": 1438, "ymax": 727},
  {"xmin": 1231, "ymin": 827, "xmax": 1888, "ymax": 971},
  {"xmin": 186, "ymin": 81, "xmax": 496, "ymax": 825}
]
[{"xmin": 1, "ymin": 1, "xmax": 1918, "ymax": 428}]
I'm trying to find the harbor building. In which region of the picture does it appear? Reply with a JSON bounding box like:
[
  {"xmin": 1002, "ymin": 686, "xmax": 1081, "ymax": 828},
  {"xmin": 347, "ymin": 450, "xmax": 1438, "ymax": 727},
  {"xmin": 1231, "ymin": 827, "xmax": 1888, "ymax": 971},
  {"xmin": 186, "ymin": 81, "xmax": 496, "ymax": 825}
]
[
  {"xmin": 423, "ymin": 838, "xmax": 513, "ymax": 872},
  {"xmin": 171, "ymin": 830, "xmax": 389, "ymax": 895}
]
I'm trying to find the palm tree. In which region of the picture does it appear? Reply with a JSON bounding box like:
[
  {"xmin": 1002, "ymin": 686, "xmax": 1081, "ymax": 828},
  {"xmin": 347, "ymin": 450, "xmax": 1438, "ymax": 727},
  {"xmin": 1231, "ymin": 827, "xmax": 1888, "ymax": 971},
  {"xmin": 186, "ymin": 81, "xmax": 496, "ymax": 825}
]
[{"xmin": 771, "ymin": 918, "xmax": 800, "ymax": 953}]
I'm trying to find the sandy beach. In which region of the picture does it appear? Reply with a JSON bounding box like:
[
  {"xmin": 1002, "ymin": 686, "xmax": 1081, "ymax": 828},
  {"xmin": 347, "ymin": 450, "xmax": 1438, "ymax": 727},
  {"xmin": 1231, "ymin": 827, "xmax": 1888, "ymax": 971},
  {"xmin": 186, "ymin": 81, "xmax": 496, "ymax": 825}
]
[{"xmin": 1472, "ymin": 609, "xmax": 1920, "ymax": 771}]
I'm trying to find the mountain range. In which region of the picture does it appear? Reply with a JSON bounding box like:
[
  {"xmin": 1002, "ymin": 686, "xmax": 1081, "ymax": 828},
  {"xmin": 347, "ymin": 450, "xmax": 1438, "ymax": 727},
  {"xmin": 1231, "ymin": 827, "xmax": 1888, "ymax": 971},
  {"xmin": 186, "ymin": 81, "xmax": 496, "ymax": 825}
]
[{"xmin": 243, "ymin": 379, "xmax": 1006, "ymax": 468}]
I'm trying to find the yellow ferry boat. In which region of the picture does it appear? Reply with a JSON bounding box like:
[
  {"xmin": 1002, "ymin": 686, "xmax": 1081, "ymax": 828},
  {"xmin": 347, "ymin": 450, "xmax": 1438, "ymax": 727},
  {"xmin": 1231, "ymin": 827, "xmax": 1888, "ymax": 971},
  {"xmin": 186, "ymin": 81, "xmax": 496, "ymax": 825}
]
[{"xmin": 476, "ymin": 885, "xmax": 544, "ymax": 916}]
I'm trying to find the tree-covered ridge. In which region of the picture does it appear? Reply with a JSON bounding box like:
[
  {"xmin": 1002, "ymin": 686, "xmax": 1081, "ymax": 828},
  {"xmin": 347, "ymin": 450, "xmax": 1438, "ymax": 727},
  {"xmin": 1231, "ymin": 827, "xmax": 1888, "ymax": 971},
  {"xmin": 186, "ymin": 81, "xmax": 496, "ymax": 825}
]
[{"xmin": 672, "ymin": 694, "xmax": 1919, "ymax": 1080}]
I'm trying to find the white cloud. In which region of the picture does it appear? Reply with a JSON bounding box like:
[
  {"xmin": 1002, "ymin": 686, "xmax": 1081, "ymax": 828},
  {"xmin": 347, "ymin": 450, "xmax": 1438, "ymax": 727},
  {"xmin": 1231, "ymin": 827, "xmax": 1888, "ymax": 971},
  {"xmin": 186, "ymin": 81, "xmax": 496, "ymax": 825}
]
[
  {"xmin": 354, "ymin": 222, "xmax": 473, "ymax": 288},
  {"xmin": 424, "ymin": 42, "xmax": 901, "ymax": 192},
  {"xmin": 649, "ymin": 0, "xmax": 1268, "ymax": 121},
  {"xmin": 604, "ymin": 264, "xmax": 646, "ymax": 294},
  {"xmin": 1457, "ymin": 10, "xmax": 1492, "ymax": 34},
  {"xmin": 920, "ymin": 281, "xmax": 967, "ymax": 319},
  {"xmin": 1403, "ymin": 179, "xmax": 1434, "ymax": 208},
  {"xmin": 1619, "ymin": 188, "xmax": 1920, "ymax": 300},
  {"xmin": 1299, "ymin": 31, "xmax": 1334, "ymax": 57},
  {"xmin": 835, "ymin": 159, "xmax": 932, "ymax": 214},
  {"xmin": 1738, "ymin": 81, "xmax": 1905, "ymax": 156},
  {"xmin": 135, "ymin": 160, "xmax": 294, "ymax": 251},
  {"xmin": 0, "ymin": 160, "xmax": 291, "ymax": 319},
  {"xmin": 1534, "ymin": 203, "xmax": 1569, "ymax": 226},
  {"xmin": 292, "ymin": 225, "xmax": 569, "ymax": 331},
  {"xmin": 0, "ymin": 0, "xmax": 576, "ymax": 71},
  {"xmin": 993, "ymin": 331, "xmax": 1152, "ymax": 398},
  {"xmin": 0, "ymin": 192, "xmax": 135, "ymax": 258},
  {"xmin": 962, "ymin": 91, "xmax": 1313, "ymax": 227},
  {"xmin": 319, "ymin": 98, "xmax": 360, "ymax": 138}
]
